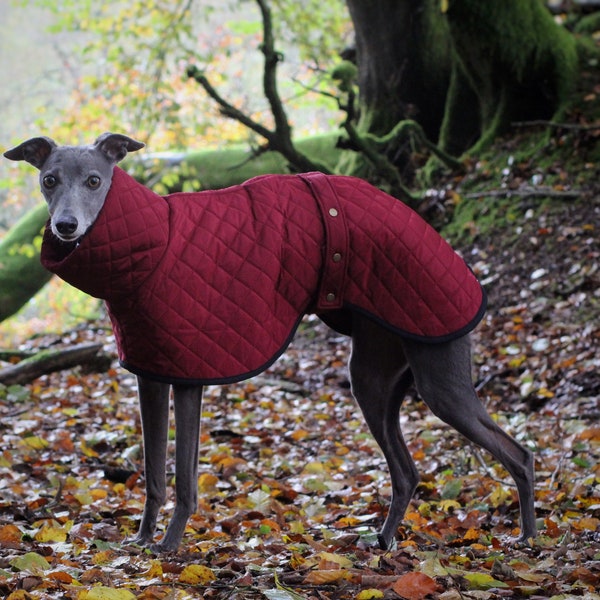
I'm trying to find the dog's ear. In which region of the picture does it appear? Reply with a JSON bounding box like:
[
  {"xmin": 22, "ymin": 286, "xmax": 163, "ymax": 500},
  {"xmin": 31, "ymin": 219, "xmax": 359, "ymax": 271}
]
[
  {"xmin": 94, "ymin": 133, "xmax": 145, "ymax": 163},
  {"xmin": 3, "ymin": 137, "xmax": 57, "ymax": 169}
]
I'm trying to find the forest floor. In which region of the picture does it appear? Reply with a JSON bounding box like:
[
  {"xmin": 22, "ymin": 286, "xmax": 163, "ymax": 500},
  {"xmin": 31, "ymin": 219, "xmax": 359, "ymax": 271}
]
[
  {"xmin": 0, "ymin": 37, "xmax": 599, "ymax": 600},
  {"xmin": 0, "ymin": 137, "xmax": 597, "ymax": 600}
]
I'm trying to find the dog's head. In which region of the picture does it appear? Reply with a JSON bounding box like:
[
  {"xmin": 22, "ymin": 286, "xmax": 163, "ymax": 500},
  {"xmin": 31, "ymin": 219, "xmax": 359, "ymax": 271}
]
[{"xmin": 4, "ymin": 133, "xmax": 144, "ymax": 242}]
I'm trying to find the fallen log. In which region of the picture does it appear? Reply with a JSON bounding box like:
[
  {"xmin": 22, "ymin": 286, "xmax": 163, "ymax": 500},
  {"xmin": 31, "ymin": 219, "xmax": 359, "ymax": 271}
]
[{"xmin": 0, "ymin": 343, "xmax": 110, "ymax": 386}]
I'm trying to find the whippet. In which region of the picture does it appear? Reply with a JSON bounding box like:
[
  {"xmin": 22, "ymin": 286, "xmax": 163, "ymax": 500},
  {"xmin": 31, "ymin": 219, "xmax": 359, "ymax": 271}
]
[{"xmin": 4, "ymin": 133, "xmax": 536, "ymax": 552}]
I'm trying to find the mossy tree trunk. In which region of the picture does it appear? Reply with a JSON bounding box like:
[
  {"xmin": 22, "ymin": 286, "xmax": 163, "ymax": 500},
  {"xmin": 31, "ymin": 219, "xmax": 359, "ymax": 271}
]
[
  {"xmin": 342, "ymin": 0, "xmax": 578, "ymax": 170},
  {"xmin": 442, "ymin": 0, "xmax": 578, "ymax": 154}
]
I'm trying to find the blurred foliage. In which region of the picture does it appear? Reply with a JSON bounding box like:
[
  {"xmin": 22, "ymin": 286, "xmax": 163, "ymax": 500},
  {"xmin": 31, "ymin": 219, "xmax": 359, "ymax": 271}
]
[{"xmin": 15, "ymin": 0, "xmax": 350, "ymax": 151}]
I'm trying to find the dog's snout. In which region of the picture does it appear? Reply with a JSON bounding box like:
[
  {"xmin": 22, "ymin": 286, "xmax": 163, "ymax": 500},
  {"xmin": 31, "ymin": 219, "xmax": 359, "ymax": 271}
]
[{"xmin": 55, "ymin": 215, "xmax": 79, "ymax": 237}]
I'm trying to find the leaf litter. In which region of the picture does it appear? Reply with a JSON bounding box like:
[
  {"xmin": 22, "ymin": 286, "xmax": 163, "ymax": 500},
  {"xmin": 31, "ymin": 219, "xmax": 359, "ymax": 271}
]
[{"xmin": 1, "ymin": 153, "xmax": 599, "ymax": 599}]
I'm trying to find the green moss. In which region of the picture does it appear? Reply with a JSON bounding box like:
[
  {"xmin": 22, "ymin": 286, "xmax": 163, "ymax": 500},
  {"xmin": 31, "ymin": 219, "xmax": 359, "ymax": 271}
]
[{"xmin": 444, "ymin": 0, "xmax": 579, "ymax": 154}]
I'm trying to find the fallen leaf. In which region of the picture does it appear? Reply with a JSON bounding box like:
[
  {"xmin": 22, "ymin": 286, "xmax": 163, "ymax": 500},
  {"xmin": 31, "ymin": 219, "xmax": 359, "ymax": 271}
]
[
  {"xmin": 356, "ymin": 590, "xmax": 385, "ymax": 599},
  {"xmin": 78, "ymin": 587, "xmax": 137, "ymax": 600},
  {"xmin": 0, "ymin": 523, "xmax": 23, "ymax": 544},
  {"xmin": 9, "ymin": 552, "xmax": 50, "ymax": 574},
  {"xmin": 392, "ymin": 572, "xmax": 440, "ymax": 600},
  {"xmin": 304, "ymin": 569, "xmax": 351, "ymax": 584},
  {"xmin": 178, "ymin": 564, "xmax": 216, "ymax": 585},
  {"xmin": 463, "ymin": 572, "xmax": 510, "ymax": 590}
]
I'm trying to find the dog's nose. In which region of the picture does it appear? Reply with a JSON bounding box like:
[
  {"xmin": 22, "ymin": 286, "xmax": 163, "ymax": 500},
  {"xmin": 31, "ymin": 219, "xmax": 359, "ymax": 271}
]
[{"xmin": 56, "ymin": 216, "xmax": 79, "ymax": 236}]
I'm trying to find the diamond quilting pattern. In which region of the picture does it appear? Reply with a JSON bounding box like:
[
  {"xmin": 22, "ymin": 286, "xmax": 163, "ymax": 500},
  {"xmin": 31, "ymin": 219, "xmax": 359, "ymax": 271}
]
[{"xmin": 41, "ymin": 168, "xmax": 485, "ymax": 384}]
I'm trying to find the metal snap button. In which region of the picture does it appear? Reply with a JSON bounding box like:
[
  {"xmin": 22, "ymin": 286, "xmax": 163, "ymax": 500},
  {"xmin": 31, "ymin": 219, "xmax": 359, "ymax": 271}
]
[
  {"xmin": 326, "ymin": 292, "xmax": 336, "ymax": 302},
  {"xmin": 328, "ymin": 208, "xmax": 338, "ymax": 217},
  {"xmin": 332, "ymin": 252, "xmax": 342, "ymax": 262}
]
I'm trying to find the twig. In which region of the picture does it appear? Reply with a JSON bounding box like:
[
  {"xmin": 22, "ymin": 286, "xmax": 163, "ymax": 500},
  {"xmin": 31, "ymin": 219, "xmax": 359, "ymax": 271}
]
[
  {"xmin": 512, "ymin": 120, "xmax": 600, "ymax": 132},
  {"xmin": 342, "ymin": 120, "xmax": 419, "ymax": 206},
  {"xmin": 470, "ymin": 445, "xmax": 517, "ymax": 488},
  {"xmin": 464, "ymin": 187, "xmax": 581, "ymax": 200},
  {"xmin": 0, "ymin": 342, "xmax": 106, "ymax": 385},
  {"xmin": 187, "ymin": 67, "xmax": 274, "ymax": 141}
]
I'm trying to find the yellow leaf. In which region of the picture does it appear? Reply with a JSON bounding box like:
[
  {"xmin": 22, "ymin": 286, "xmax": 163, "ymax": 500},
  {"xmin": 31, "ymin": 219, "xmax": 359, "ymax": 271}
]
[
  {"xmin": 335, "ymin": 516, "xmax": 361, "ymax": 528},
  {"xmin": 462, "ymin": 527, "xmax": 481, "ymax": 541},
  {"xmin": 7, "ymin": 592, "xmax": 34, "ymax": 600},
  {"xmin": 304, "ymin": 569, "xmax": 351, "ymax": 584},
  {"xmin": 439, "ymin": 499, "xmax": 461, "ymax": 512},
  {"xmin": 489, "ymin": 484, "xmax": 512, "ymax": 507},
  {"xmin": 22, "ymin": 436, "xmax": 49, "ymax": 450},
  {"xmin": 303, "ymin": 462, "xmax": 326, "ymax": 474},
  {"xmin": 78, "ymin": 587, "xmax": 137, "ymax": 600},
  {"xmin": 577, "ymin": 517, "xmax": 600, "ymax": 531},
  {"xmin": 291, "ymin": 429, "xmax": 310, "ymax": 441},
  {"xmin": 357, "ymin": 590, "xmax": 384, "ymax": 599},
  {"xmin": 440, "ymin": 0, "xmax": 449, "ymax": 13},
  {"xmin": 91, "ymin": 550, "xmax": 117, "ymax": 565},
  {"xmin": 142, "ymin": 559, "xmax": 163, "ymax": 579},
  {"xmin": 179, "ymin": 564, "xmax": 216, "ymax": 585},
  {"xmin": 316, "ymin": 551, "xmax": 353, "ymax": 569},
  {"xmin": 198, "ymin": 473, "xmax": 219, "ymax": 492},
  {"xmin": 80, "ymin": 440, "xmax": 99, "ymax": 458},
  {"xmin": 464, "ymin": 572, "xmax": 509, "ymax": 590},
  {"xmin": 35, "ymin": 520, "xmax": 72, "ymax": 543}
]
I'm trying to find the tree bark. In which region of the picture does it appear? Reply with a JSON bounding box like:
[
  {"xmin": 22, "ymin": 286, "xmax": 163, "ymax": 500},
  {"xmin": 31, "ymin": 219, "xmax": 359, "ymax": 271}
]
[
  {"xmin": 443, "ymin": 0, "xmax": 578, "ymax": 153},
  {"xmin": 343, "ymin": 0, "xmax": 578, "ymax": 158},
  {"xmin": 345, "ymin": 0, "xmax": 452, "ymax": 141}
]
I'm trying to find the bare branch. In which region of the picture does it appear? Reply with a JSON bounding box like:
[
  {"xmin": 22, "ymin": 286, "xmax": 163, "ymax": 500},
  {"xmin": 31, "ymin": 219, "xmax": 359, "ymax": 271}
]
[
  {"xmin": 187, "ymin": 0, "xmax": 331, "ymax": 174},
  {"xmin": 256, "ymin": 0, "xmax": 291, "ymax": 140},
  {"xmin": 512, "ymin": 120, "xmax": 600, "ymax": 132},
  {"xmin": 187, "ymin": 66, "xmax": 275, "ymax": 141},
  {"xmin": 464, "ymin": 188, "xmax": 582, "ymax": 200}
]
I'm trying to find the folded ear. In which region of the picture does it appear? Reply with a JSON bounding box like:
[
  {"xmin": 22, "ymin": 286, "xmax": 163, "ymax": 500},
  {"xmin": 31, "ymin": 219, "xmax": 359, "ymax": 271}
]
[
  {"xmin": 3, "ymin": 137, "xmax": 57, "ymax": 169},
  {"xmin": 94, "ymin": 133, "xmax": 145, "ymax": 163}
]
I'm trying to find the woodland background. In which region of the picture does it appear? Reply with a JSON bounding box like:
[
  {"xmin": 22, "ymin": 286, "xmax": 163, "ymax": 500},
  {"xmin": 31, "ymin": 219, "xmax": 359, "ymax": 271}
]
[{"xmin": 0, "ymin": 1, "xmax": 598, "ymax": 599}]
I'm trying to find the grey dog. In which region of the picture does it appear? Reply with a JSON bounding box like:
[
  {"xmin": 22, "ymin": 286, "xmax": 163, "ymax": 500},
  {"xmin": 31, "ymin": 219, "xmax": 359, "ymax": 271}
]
[{"xmin": 4, "ymin": 133, "xmax": 536, "ymax": 552}]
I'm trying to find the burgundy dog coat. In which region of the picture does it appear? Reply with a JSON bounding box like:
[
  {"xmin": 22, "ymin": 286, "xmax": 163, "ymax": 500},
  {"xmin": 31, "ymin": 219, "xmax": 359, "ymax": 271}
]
[{"xmin": 41, "ymin": 168, "xmax": 485, "ymax": 384}]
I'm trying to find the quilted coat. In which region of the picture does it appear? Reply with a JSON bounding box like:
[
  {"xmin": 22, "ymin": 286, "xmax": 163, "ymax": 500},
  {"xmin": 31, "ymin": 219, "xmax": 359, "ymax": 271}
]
[{"xmin": 40, "ymin": 167, "xmax": 486, "ymax": 384}]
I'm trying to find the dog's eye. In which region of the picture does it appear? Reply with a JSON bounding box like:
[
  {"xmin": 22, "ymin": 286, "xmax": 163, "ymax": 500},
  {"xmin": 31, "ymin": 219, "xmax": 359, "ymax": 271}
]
[
  {"xmin": 87, "ymin": 175, "xmax": 101, "ymax": 189},
  {"xmin": 42, "ymin": 175, "xmax": 57, "ymax": 188}
]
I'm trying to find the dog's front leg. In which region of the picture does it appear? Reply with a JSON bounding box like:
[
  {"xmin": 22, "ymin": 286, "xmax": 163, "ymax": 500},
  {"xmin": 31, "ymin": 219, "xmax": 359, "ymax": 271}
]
[
  {"xmin": 152, "ymin": 384, "xmax": 203, "ymax": 552},
  {"xmin": 129, "ymin": 376, "xmax": 171, "ymax": 546}
]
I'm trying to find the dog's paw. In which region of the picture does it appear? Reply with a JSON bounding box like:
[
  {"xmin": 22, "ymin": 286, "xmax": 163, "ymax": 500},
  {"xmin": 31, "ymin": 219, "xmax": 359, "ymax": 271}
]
[{"xmin": 148, "ymin": 540, "xmax": 179, "ymax": 554}]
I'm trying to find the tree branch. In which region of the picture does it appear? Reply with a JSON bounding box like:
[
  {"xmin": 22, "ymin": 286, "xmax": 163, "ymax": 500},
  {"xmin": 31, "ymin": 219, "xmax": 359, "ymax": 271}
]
[
  {"xmin": 187, "ymin": 0, "xmax": 331, "ymax": 174},
  {"xmin": 364, "ymin": 120, "xmax": 464, "ymax": 173},
  {"xmin": 187, "ymin": 66, "xmax": 275, "ymax": 141},
  {"xmin": 0, "ymin": 343, "xmax": 109, "ymax": 385},
  {"xmin": 512, "ymin": 120, "xmax": 600, "ymax": 132},
  {"xmin": 464, "ymin": 188, "xmax": 582, "ymax": 200},
  {"xmin": 342, "ymin": 120, "xmax": 420, "ymax": 207},
  {"xmin": 256, "ymin": 0, "xmax": 290, "ymax": 140}
]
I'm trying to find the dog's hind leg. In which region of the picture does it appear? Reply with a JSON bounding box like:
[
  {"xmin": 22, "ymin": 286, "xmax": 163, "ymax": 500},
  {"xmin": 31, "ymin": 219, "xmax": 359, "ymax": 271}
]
[
  {"xmin": 152, "ymin": 384, "xmax": 203, "ymax": 552},
  {"xmin": 131, "ymin": 376, "xmax": 171, "ymax": 546},
  {"xmin": 349, "ymin": 315, "xmax": 417, "ymax": 549},
  {"xmin": 402, "ymin": 335, "xmax": 536, "ymax": 542}
]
